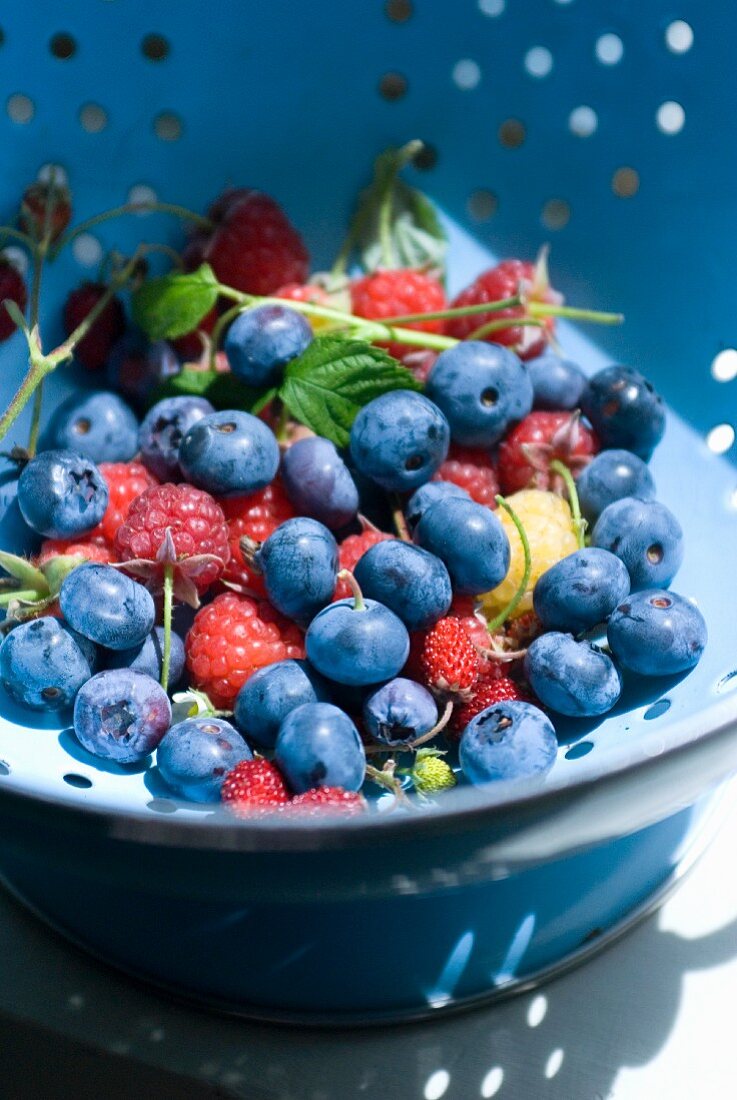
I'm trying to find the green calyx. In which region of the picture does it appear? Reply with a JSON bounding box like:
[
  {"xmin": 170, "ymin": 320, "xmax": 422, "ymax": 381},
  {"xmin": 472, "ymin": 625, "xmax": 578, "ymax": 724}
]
[{"xmin": 0, "ymin": 550, "xmax": 84, "ymax": 623}]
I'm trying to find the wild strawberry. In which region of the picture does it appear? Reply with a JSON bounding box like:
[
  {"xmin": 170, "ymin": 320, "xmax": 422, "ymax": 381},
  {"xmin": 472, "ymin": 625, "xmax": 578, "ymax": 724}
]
[
  {"xmin": 185, "ymin": 591, "xmax": 304, "ymax": 709},
  {"xmin": 453, "ymin": 676, "xmax": 533, "ymax": 736},
  {"xmin": 0, "ymin": 255, "xmax": 27, "ymax": 342},
  {"xmin": 221, "ymin": 481, "xmax": 296, "ymax": 598},
  {"xmin": 221, "ymin": 758, "xmax": 290, "ymax": 817},
  {"xmin": 204, "ymin": 191, "xmax": 309, "ymax": 295},
  {"xmin": 284, "ymin": 787, "xmax": 366, "ymax": 816},
  {"xmin": 432, "ymin": 444, "xmax": 499, "ymax": 508},
  {"xmin": 448, "ymin": 594, "xmax": 500, "ymax": 682},
  {"xmin": 497, "ymin": 411, "xmax": 599, "ymax": 495},
  {"xmin": 19, "ymin": 180, "xmax": 72, "ymax": 243},
  {"xmin": 37, "ymin": 537, "xmax": 116, "ymax": 567},
  {"xmin": 63, "ymin": 282, "xmax": 126, "ymax": 371},
  {"xmin": 350, "ymin": 269, "xmax": 446, "ymax": 359},
  {"xmin": 420, "ymin": 616, "xmax": 481, "ymax": 699},
  {"xmin": 333, "ymin": 526, "xmax": 392, "ymax": 600}
]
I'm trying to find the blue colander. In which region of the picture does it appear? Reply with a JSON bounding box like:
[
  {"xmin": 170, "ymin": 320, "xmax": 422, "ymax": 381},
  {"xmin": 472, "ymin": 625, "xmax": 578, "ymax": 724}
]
[{"xmin": 0, "ymin": 0, "xmax": 734, "ymax": 1023}]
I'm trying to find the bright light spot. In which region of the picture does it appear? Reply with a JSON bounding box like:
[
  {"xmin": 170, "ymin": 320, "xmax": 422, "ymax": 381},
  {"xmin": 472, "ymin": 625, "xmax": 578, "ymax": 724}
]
[
  {"xmin": 72, "ymin": 233, "xmax": 103, "ymax": 267},
  {"xmin": 729, "ymin": 487, "xmax": 737, "ymax": 510},
  {"xmin": 453, "ymin": 59, "xmax": 482, "ymax": 90},
  {"xmin": 569, "ymin": 105, "xmax": 597, "ymax": 137},
  {"xmin": 479, "ymin": 0, "xmax": 505, "ymax": 15},
  {"xmin": 596, "ymin": 33, "xmax": 624, "ymax": 65},
  {"xmin": 656, "ymin": 101, "xmax": 685, "ymax": 134},
  {"xmin": 2, "ymin": 247, "xmax": 29, "ymax": 277},
  {"xmin": 128, "ymin": 184, "xmax": 157, "ymax": 210},
  {"xmin": 712, "ymin": 349, "xmax": 737, "ymax": 382},
  {"xmin": 527, "ymin": 993, "xmax": 548, "ymax": 1027},
  {"xmin": 544, "ymin": 1049, "xmax": 565, "ymax": 1078},
  {"xmin": 481, "ymin": 1066, "xmax": 504, "ymax": 1097},
  {"xmin": 38, "ymin": 162, "xmax": 68, "ymax": 186},
  {"xmin": 665, "ymin": 20, "xmax": 693, "ymax": 53},
  {"xmin": 424, "ymin": 1069, "xmax": 451, "ymax": 1100},
  {"xmin": 524, "ymin": 46, "xmax": 553, "ymax": 77},
  {"xmin": 67, "ymin": 993, "xmax": 85, "ymax": 1009},
  {"xmin": 707, "ymin": 423, "xmax": 735, "ymax": 454}
]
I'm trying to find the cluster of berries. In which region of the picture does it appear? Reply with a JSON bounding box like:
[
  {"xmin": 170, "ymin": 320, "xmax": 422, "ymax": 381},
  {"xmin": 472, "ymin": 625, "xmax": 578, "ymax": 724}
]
[{"xmin": 0, "ymin": 176, "xmax": 706, "ymax": 819}]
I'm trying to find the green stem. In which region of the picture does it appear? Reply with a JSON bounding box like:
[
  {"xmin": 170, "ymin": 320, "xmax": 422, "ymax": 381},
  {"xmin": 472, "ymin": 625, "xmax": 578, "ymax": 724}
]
[
  {"xmin": 274, "ymin": 402, "xmax": 290, "ymax": 443},
  {"xmin": 0, "ymin": 357, "xmax": 55, "ymax": 445},
  {"xmin": 337, "ymin": 569, "xmax": 365, "ymax": 611},
  {"xmin": 550, "ymin": 459, "xmax": 586, "ymax": 549},
  {"xmin": 0, "ymin": 589, "xmax": 39, "ymax": 606},
  {"xmin": 486, "ymin": 496, "xmax": 532, "ymax": 632},
  {"xmin": 528, "ymin": 301, "xmax": 624, "ymax": 325},
  {"xmin": 26, "ymin": 238, "xmax": 47, "ymax": 457},
  {"xmin": 52, "ymin": 201, "xmax": 213, "ymax": 259},
  {"xmin": 378, "ymin": 178, "xmax": 395, "ymax": 269},
  {"xmin": 208, "ymin": 303, "xmax": 243, "ymax": 371},
  {"xmin": 391, "ymin": 495, "xmax": 411, "ymax": 542},
  {"xmin": 468, "ymin": 316, "xmax": 543, "ymax": 342},
  {"xmin": 161, "ymin": 562, "xmax": 174, "ymax": 691},
  {"xmin": 381, "ymin": 296, "xmax": 522, "ymax": 326},
  {"xmin": 0, "ymin": 226, "xmax": 35, "ymax": 250}
]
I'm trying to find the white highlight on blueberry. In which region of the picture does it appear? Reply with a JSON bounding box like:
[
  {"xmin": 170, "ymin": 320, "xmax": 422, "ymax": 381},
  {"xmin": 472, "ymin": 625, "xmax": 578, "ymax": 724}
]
[
  {"xmin": 707, "ymin": 423, "xmax": 735, "ymax": 454},
  {"xmin": 2, "ymin": 247, "xmax": 29, "ymax": 277},
  {"xmin": 453, "ymin": 59, "xmax": 482, "ymax": 90},
  {"xmin": 424, "ymin": 1069, "xmax": 451, "ymax": 1100},
  {"xmin": 545, "ymin": 1049, "xmax": 565, "ymax": 1078},
  {"xmin": 657, "ymin": 101, "xmax": 685, "ymax": 134},
  {"xmin": 38, "ymin": 162, "xmax": 69, "ymax": 186},
  {"xmin": 72, "ymin": 233, "xmax": 103, "ymax": 267},
  {"xmin": 480, "ymin": 1067, "xmax": 504, "ymax": 1098},
  {"xmin": 712, "ymin": 349, "xmax": 737, "ymax": 382},
  {"xmin": 479, "ymin": 0, "xmax": 505, "ymax": 15},
  {"xmin": 128, "ymin": 184, "xmax": 158, "ymax": 211},
  {"xmin": 596, "ymin": 33, "xmax": 624, "ymax": 65},
  {"xmin": 6, "ymin": 93, "xmax": 34, "ymax": 124},
  {"xmin": 527, "ymin": 992, "xmax": 548, "ymax": 1027},
  {"xmin": 665, "ymin": 20, "xmax": 694, "ymax": 53},
  {"xmin": 569, "ymin": 105, "xmax": 598, "ymax": 137},
  {"xmin": 524, "ymin": 46, "xmax": 553, "ymax": 78}
]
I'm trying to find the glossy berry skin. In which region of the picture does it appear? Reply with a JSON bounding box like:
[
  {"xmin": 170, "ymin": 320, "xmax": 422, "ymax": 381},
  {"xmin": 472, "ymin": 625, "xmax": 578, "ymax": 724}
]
[
  {"xmin": 221, "ymin": 480, "xmax": 296, "ymax": 598},
  {"xmin": 63, "ymin": 282, "xmax": 126, "ymax": 371},
  {"xmin": 306, "ymin": 597, "xmax": 410, "ymax": 686},
  {"xmin": 447, "ymin": 260, "xmax": 557, "ymax": 359},
  {"xmin": 18, "ymin": 450, "xmax": 109, "ymax": 539},
  {"xmin": 420, "ymin": 617, "xmax": 481, "ymax": 696},
  {"xmin": 431, "ymin": 445, "xmax": 499, "ymax": 508},
  {"xmin": 533, "ymin": 548, "xmax": 631, "ymax": 635},
  {"xmin": 221, "ymin": 758, "xmax": 290, "ymax": 817},
  {"xmin": 453, "ymin": 676, "xmax": 531, "ymax": 737},
  {"xmin": 607, "ymin": 589, "xmax": 707, "ymax": 677},
  {"xmin": 138, "ymin": 396, "xmax": 215, "ymax": 481},
  {"xmin": 460, "ymin": 700, "xmax": 557, "ymax": 785},
  {"xmin": 414, "ymin": 496, "xmax": 510, "ymax": 595},
  {"xmin": 225, "ymin": 304, "xmax": 312, "ymax": 387},
  {"xmin": 256, "ymin": 517, "xmax": 338, "ymax": 626},
  {"xmin": 94, "ymin": 461, "xmax": 158, "ymax": 546},
  {"xmin": 353, "ymin": 539, "xmax": 452, "ymax": 630},
  {"xmin": 349, "ymin": 390, "xmax": 450, "ymax": 492},
  {"xmin": 592, "ymin": 497, "xmax": 684, "ymax": 591},
  {"xmin": 74, "ymin": 669, "xmax": 171, "ymax": 764},
  {"xmin": 233, "ymin": 658, "xmax": 332, "ymax": 750},
  {"xmin": 363, "ymin": 678, "xmax": 438, "ymax": 746},
  {"xmin": 44, "ymin": 390, "xmax": 139, "ymax": 464},
  {"xmin": 275, "ymin": 702, "xmax": 366, "ymax": 793},
  {"xmin": 0, "ymin": 617, "xmax": 98, "ymax": 711},
  {"xmin": 60, "ymin": 562, "xmax": 155, "ymax": 651},
  {"xmin": 286, "ymin": 786, "xmax": 366, "ymax": 815},
  {"xmin": 107, "ymin": 626, "xmax": 185, "ymax": 689},
  {"xmin": 281, "ymin": 436, "xmax": 359, "ymax": 530},
  {"xmin": 497, "ymin": 411, "xmax": 599, "ymax": 496},
  {"xmin": 179, "ymin": 409, "xmax": 280, "ymax": 497},
  {"xmin": 524, "ymin": 633, "xmax": 622, "ymax": 717},
  {"xmin": 526, "ymin": 351, "xmax": 587, "ymax": 411},
  {"xmin": 350, "ymin": 269, "xmax": 447, "ymax": 360},
  {"xmin": 576, "ymin": 449, "xmax": 656, "ymax": 525},
  {"xmin": 581, "ymin": 365, "xmax": 666, "ymax": 460},
  {"xmin": 426, "ymin": 342, "xmax": 533, "ymax": 447},
  {"xmin": 406, "ymin": 480, "xmax": 469, "ymax": 530},
  {"xmin": 333, "ymin": 527, "xmax": 392, "ymax": 600},
  {"xmin": 157, "ymin": 716, "xmax": 252, "ymax": 803},
  {"xmin": 0, "ymin": 256, "xmax": 27, "ymax": 342}
]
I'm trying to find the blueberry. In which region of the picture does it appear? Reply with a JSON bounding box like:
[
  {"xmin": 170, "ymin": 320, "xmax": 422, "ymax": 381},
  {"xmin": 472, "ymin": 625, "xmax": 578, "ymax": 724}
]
[
  {"xmin": 44, "ymin": 390, "xmax": 139, "ymax": 463},
  {"xmin": 281, "ymin": 436, "xmax": 359, "ymax": 530},
  {"xmin": 0, "ymin": 616, "xmax": 98, "ymax": 710},
  {"xmin": 524, "ymin": 633, "xmax": 622, "ymax": 717},
  {"xmin": 533, "ymin": 548, "xmax": 631, "ymax": 635},
  {"xmin": 363, "ymin": 678, "xmax": 438, "ymax": 746},
  {"xmin": 17, "ymin": 450, "xmax": 109, "ymax": 539},
  {"xmin": 157, "ymin": 716, "xmax": 252, "ymax": 802},
  {"xmin": 414, "ymin": 496, "xmax": 510, "ymax": 595},
  {"xmin": 592, "ymin": 497, "xmax": 683, "ymax": 591},
  {"xmin": 305, "ymin": 593, "xmax": 410, "ymax": 686},
  {"xmin": 74, "ymin": 669, "xmax": 171, "ymax": 764},
  {"xmin": 256, "ymin": 517, "xmax": 338, "ymax": 626},
  {"xmin": 107, "ymin": 626, "xmax": 185, "ymax": 689},
  {"xmin": 225, "ymin": 304, "xmax": 312, "ymax": 387},
  {"xmin": 581, "ymin": 365, "xmax": 665, "ymax": 460},
  {"xmin": 426, "ymin": 342, "xmax": 533, "ymax": 447},
  {"xmin": 233, "ymin": 659, "xmax": 332, "ymax": 750},
  {"xmin": 459, "ymin": 700, "xmax": 557, "ymax": 784},
  {"xmin": 138, "ymin": 395, "xmax": 215, "ymax": 480},
  {"xmin": 349, "ymin": 390, "xmax": 450, "ymax": 492},
  {"xmin": 607, "ymin": 589, "xmax": 707, "ymax": 676},
  {"xmin": 179, "ymin": 409, "xmax": 280, "ymax": 496},
  {"xmin": 107, "ymin": 333, "xmax": 179, "ymax": 407},
  {"xmin": 527, "ymin": 350, "xmax": 587, "ymax": 411},
  {"xmin": 405, "ymin": 480, "xmax": 469, "ymax": 530},
  {"xmin": 60, "ymin": 563, "xmax": 155, "ymax": 651},
  {"xmin": 275, "ymin": 702, "xmax": 365, "ymax": 793},
  {"xmin": 576, "ymin": 449, "xmax": 656, "ymax": 525},
  {"xmin": 353, "ymin": 539, "xmax": 452, "ymax": 630}
]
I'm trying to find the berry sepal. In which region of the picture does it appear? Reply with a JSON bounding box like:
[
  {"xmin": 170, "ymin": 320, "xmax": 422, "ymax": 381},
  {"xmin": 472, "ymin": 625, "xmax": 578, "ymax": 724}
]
[
  {"xmin": 0, "ymin": 549, "xmax": 84, "ymax": 625},
  {"xmin": 115, "ymin": 527, "xmax": 225, "ymax": 608},
  {"xmin": 170, "ymin": 687, "xmax": 232, "ymax": 724}
]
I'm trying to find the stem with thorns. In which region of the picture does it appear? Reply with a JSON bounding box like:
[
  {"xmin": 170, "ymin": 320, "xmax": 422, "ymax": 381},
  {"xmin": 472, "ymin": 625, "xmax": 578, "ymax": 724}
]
[
  {"xmin": 486, "ymin": 496, "xmax": 532, "ymax": 632},
  {"xmin": 550, "ymin": 459, "xmax": 586, "ymax": 548},
  {"xmin": 160, "ymin": 563, "xmax": 174, "ymax": 691}
]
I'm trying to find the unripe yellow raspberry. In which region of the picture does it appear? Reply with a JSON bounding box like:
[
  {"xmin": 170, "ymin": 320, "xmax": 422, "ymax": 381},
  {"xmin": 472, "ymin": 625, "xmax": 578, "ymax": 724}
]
[{"xmin": 412, "ymin": 749, "xmax": 457, "ymax": 796}]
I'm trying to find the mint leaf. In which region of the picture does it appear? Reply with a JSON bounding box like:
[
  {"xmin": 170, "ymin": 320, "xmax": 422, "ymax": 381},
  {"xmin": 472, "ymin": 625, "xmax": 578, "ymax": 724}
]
[
  {"xmin": 279, "ymin": 335, "xmax": 421, "ymax": 447},
  {"xmin": 132, "ymin": 264, "xmax": 219, "ymax": 340},
  {"xmin": 150, "ymin": 367, "xmax": 268, "ymax": 412}
]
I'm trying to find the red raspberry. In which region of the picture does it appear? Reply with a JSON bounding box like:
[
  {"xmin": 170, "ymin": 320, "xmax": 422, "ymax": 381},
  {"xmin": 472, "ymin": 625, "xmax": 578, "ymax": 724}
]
[
  {"xmin": 221, "ymin": 481, "xmax": 296, "ymax": 597},
  {"xmin": 432, "ymin": 445, "xmax": 499, "ymax": 508},
  {"xmin": 204, "ymin": 192, "xmax": 309, "ymax": 296},
  {"xmin": 63, "ymin": 282, "xmax": 126, "ymax": 371},
  {"xmin": 19, "ymin": 180, "xmax": 72, "ymax": 243},
  {"xmin": 221, "ymin": 758, "xmax": 290, "ymax": 817},
  {"xmin": 400, "ymin": 349, "xmax": 438, "ymax": 384},
  {"xmin": 91, "ymin": 462, "xmax": 159, "ymax": 546},
  {"xmin": 497, "ymin": 411, "xmax": 599, "ymax": 495},
  {"xmin": 333, "ymin": 527, "xmax": 392, "ymax": 600},
  {"xmin": 0, "ymin": 256, "xmax": 27, "ymax": 342},
  {"xmin": 37, "ymin": 537, "xmax": 116, "ymax": 566},
  {"xmin": 447, "ymin": 258, "xmax": 559, "ymax": 360},
  {"xmin": 115, "ymin": 483, "xmax": 230, "ymax": 595},
  {"xmin": 420, "ymin": 617, "xmax": 481, "ymax": 698},
  {"xmin": 350, "ymin": 269, "xmax": 447, "ymax": 360},
  {"xmin": 453, "ymin": 676, "xmax": 533, "ymax": 735},
  {"xmin": 185, "ymin": 592, "xmax": 304, "ymax": 709},
  {"xmin": 274, "ymin": 282, "xmax": 331, "ymax": 307},
  {"xmin": 285, "ymin": 787, "xmax": 366, "ymax": 816}
]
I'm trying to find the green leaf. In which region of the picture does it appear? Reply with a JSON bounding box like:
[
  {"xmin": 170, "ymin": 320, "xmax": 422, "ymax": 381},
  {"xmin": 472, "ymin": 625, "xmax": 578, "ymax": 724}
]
[
  {"xmin": 279, "ymin": 335, "xmax": 421, "ymax": 447},
  {"xmin": 149, "ymin": 367, "xmax": 269, "ymax": 413},
  {"xmin": 131, "ymin": 264, "xmax": 220, "ymax": 340}
]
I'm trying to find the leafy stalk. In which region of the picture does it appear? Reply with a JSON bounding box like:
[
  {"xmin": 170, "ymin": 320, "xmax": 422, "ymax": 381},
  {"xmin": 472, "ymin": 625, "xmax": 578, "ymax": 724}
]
[{"xmin": 550, "ymin": 459, "xmax": 586, "ymax": 548}]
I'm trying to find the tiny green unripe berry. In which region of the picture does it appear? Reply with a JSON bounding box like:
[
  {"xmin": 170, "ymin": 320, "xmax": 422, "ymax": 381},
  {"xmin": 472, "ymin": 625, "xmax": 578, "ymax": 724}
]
[{"xmin": 412, "ymin": 749, "xmax": 457, "ymax": 796}]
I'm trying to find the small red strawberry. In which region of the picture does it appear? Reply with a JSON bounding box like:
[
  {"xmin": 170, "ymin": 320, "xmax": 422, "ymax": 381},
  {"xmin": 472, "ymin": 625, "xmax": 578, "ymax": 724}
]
[
  {"xmin": 221, "ymin": 481, "xmax": 296, "ymax": 598},
  {"xmin": 333, "ymin": 525, "xmax": 392, "ymax": 600},
  {"xmin": 204, "ymin": 191, "xmax": 309, "ymax": 295},
  {"xmin": 221, "ymin": 758, "xmax": 290, "ymax": 817},
  {"xmin": 432, "ymin": 444, "xmax": 499, "ymax": 508},
  {"xmin": 19, "ymin": 179, "xmax": 72, "ymax": 243},
  {"xmin": 63, "ymin": 282, "xmax": 126, "ymax": 371},
  {"xmin": 420, "ymin": 616, "xmax": 481, "ymax": 699},
  {"xmin": 0, "ymin": 255, "xmax": 28, "ymax": 342},
  {"xmin": 497, "ymin": 410, "xmax": 599, "ymax": 495},
  {"xmin": 284, "ymin": 787, "xmax": 366, "ymax": 816},
  {"xmin": 453, "ymin": 676, "xmax": 534, "ymax": 736},
  {"xmin": 448, "ymin": 595, "xmax": 501, "ymax": 683},
  {"xmin": 350, "ymin": 269, "xmax": 446, "ymax": 360}
]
